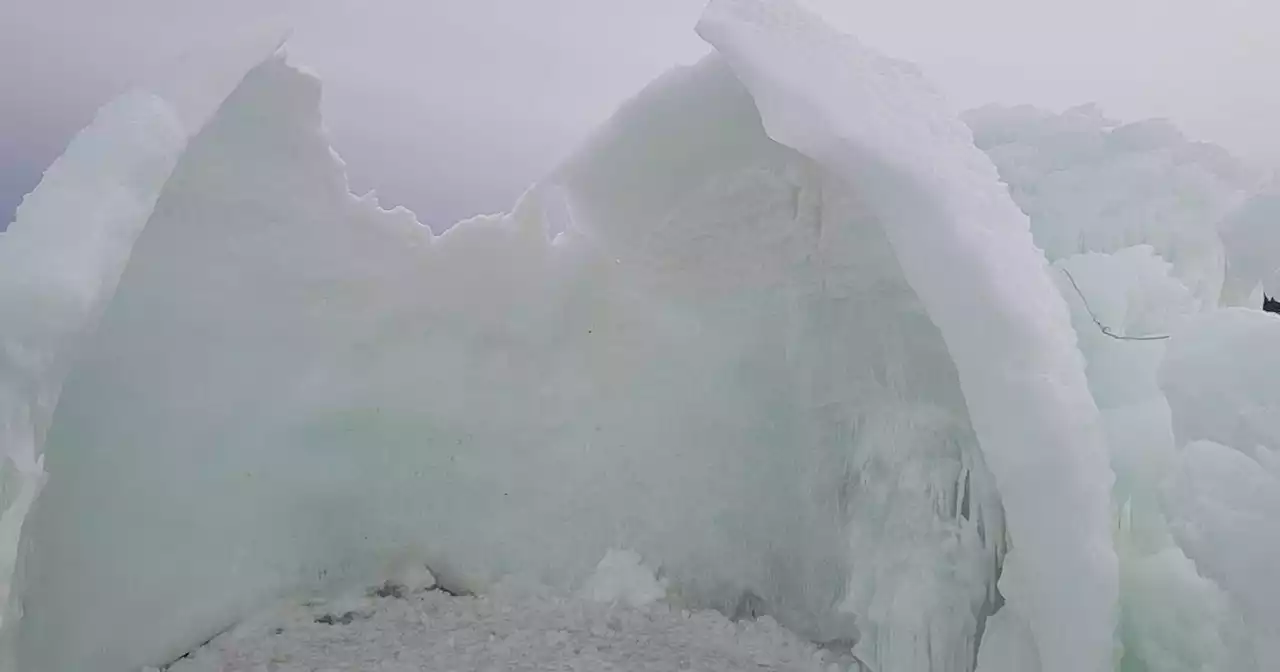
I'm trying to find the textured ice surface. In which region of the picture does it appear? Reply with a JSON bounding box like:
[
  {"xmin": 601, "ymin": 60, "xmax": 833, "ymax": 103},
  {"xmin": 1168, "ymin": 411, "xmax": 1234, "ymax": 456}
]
[
  {"xmin": 966, "ymin": 94, "xmax": 1280, "ymax": 669},
  {"xmin": 0, "ymin": 30, "xmax": 288, "ymax": 663},
  {"xmin": 11, "ymin": 14, "xmax": 1009, "ymax": 672},
  {"xmin": 1157, "ymin": 309, "xmax": 1280, "ymax": 662},
  {"xmin": 1220, "ymin": 192, "xmax": 1280, "ymax": 303},
  {"xmin": 1160, "ymin": 308, "xmax": 1280, "ymax": 470},
  {"xmin": 5, "ymin": 0, "xmax": 1279, "ymax": 670},
  {"xmin": 966, "ymin": 104, "xmax": 1257, "ymax": 305},
  {"xmin": 0, "ymin": 92, "xmax": 186, "ymax": 642},
  {"xmin": 1051, "ymin": 246, "xmax": 1195, "ymax": 408},
  {"xmin": 582, "ymin": 549, "xmax": 669, "ymax": 609},
  {"xmin": 995, "ymin": 111, "xmax": 1277, "ymax": 668},
  {"xmin": 698, "ymin": 2, "xmax": 1116, "ymax": 671},
  {"xmin": 1163, "ymin": 440, "xmax": 1280, "ymax": 664},
  {"xmin": 972, "ymin": 598, "xmax": 1041, "ymax": 672}
]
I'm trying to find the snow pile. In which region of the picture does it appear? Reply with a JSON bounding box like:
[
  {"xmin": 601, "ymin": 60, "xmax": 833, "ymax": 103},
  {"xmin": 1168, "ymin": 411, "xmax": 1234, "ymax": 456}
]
[
  {"xmin": 1, "ymin": 0, "xmax": 1278, "ymax": 671},
  {"xmin": 582, "ymin": 549, "xmax": 670, "ymax": 609}
]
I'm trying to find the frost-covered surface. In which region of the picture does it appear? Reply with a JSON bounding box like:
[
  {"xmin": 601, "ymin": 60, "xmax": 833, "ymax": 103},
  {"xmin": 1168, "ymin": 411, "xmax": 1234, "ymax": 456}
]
[
  {"xmin": 3, "ymin": 0, "xmax": 1280, "ymax": 671},
  {"xmin": 156, "ymin": 582, "xmax": 838, "ymax": 672}
]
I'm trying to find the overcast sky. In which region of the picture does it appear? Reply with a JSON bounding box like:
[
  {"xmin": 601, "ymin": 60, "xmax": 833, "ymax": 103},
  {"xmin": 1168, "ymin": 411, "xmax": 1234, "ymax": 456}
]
[{"xmin": 3, "ymin": 0, "xmax": 1278, "ymax": 229}]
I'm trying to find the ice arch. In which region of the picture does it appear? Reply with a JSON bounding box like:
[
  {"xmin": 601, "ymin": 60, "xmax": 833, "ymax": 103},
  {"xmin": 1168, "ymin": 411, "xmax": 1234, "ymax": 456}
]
[{"xmin": 3, "ymin": 1, "xmax": 1115, "ymax": 671}]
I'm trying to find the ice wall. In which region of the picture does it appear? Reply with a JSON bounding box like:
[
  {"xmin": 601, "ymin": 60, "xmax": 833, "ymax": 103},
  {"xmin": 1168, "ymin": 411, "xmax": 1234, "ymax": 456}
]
[
  {"xmin": 0, "ymin": 93, "xmax": 187, "ymax": 645},
  {"xmin": 10, "ymin": 29, "xmax": 1011, "ymax": 672},
  {"xmin": 555, "ymin": 50, "xmax": 1005, "ymax": 671},
  {"xmin": 0, "ymin": 27, "xmax": 290, "ymax": 660},
  {"xmin": 27, "ymin": 1, "xmax": 1280, "ymax": 671},
  {"xmin": 697, "ymin": 2, "xmax": 1117, "ymax": 671}
]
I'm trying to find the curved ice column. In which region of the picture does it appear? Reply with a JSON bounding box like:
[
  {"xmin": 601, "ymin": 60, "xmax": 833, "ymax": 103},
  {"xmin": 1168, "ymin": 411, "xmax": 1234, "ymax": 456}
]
[
  {"xmin": 0, "ymin": 93, "xmax": 186, "ymax": 647},
  {"xmin": 965, "ymin": 105, "xmax": 1256, "ymax": 307},
  {"xmin": 14, "ymin": 46, "xmax": 1004, "ymax": 672},
  {"xmin": 0, "ymin": 31, "xmax": 309, "ymax": 670},
  {"xmin": 696, "ymin": 2, "xmax": 1117, "ymax": 671}
]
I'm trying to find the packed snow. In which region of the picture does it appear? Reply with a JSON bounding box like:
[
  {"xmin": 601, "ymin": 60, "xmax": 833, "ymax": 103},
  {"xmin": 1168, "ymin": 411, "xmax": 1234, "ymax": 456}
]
[
  {"xmin": 2, "ymin": 0, "xmax": 1279, "ymax": 671},
  {"xmin": 150, "ymin": 555, "xmax": 847, "ymax": 672}
]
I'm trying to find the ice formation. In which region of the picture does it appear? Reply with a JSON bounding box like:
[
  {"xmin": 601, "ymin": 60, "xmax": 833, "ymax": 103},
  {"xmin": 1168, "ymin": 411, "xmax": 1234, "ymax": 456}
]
[
  {"xmin": 966, "ymin": 104, "xmax": 1258, "ymax": 306},
  {"xmin": 0, "ymin": 92, "xmax": 186, "ymax": 638},
  {"xmin": 1, "ymin": 0, "xmax": 1277, "ymax": 671},
  {"xmin": 969, "ymin": 103, "xmax": 1279, "ymax": 668},
  {"xmin": 1220, "ymin": 192, "xmax": 1280, "ymax": 303}
]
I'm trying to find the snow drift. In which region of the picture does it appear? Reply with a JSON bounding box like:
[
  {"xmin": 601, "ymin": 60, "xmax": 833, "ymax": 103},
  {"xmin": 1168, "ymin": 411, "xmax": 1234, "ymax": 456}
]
[{"xmin": 0, "ymin": 0, "xmax": 1275, "ymax": 671}]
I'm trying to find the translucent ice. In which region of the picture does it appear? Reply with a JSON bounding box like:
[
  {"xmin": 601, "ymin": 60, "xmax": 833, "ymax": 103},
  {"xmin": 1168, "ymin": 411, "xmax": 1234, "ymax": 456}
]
[
  {"xmin": 7, "ymin": 0, "xmax": 1280, "ymax": 671},
  {"xmin": 1220, "ymin": 192, "xmax": 1280, "ymax": 304},
  {"xmin": 698, "ymin": 2, "xmax": 1116, "ymax": 671},
  {"xmin": 0, "ymin": 92, "xmax": 186, "ymax": 641},
  {"xmin": 10, "ymin": 38, "xmax": 1005, "ymax": 672},
  {"xmin": 966, "ymin": 104, "xmax": 1258, "ymax": 305}
]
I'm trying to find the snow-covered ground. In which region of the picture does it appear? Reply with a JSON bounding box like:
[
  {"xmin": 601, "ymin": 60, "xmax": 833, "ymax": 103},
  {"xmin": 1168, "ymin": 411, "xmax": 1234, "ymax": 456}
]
[{"xmin": 155, "ymin": 585, "xmax": 849, "ymax": 672}]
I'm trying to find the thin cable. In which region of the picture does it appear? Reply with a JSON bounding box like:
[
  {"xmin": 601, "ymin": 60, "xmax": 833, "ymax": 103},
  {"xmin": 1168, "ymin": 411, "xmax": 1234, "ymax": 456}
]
[{"xmin": 1060, "ymin": 268, "xmax": 1170, "ymax": 341}]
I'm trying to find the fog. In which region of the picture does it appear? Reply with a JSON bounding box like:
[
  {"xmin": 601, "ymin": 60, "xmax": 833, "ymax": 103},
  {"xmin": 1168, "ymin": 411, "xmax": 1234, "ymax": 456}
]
[{"xmin": 3, "ymin": 0, "xmax": 1278, "ymax": 228}]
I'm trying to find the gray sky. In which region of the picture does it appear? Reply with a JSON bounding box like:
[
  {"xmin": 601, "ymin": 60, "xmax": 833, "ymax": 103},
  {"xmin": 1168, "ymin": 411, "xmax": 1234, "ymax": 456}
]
[{"xmin": 3, "ymin": 0, "xmax": 1278, "ymax": 229}]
